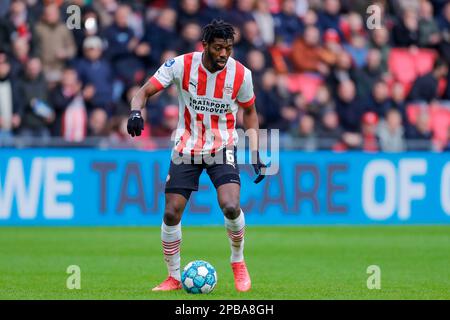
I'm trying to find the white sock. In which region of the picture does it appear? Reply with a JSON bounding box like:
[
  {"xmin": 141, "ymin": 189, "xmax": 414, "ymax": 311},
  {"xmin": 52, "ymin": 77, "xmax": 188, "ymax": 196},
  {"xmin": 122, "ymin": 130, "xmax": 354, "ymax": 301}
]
[
  {"xmin": 161, "ymin": 222, "xmax": 182, "ymax": 281},
  {"xmin": 224, "ymin": 209, "xmax": 246, "ymax": 263}
]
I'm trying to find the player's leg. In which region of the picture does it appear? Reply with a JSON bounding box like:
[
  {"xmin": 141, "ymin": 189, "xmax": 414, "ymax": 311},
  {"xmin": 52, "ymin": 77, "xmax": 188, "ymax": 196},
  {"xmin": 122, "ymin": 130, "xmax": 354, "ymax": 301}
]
[
  {"xmin": 216, "ymin": 183, "xmax": 251, "ymax": 292},
  {"xmin": 152, "ymin": 192, "xmax": 190, "ymax": 292},
  {"xmin": 207, "ymin": 148, "xmax": 251, "ymax": 292},
  {"xmin": 217, "ymin": 183, "xmax": 245, "ymax": 261},
  {"xmin": 153, "ymin": 159, "xmax": 201, "ymax": 292}
]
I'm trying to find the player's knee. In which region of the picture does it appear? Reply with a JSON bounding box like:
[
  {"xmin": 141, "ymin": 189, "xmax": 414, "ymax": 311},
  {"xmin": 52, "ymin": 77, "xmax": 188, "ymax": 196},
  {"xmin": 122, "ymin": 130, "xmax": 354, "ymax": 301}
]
[
  {"xmin": 164, "ymin": 204, "xmax": 183, "ymax": 225},
  {"xmin": 221, "ymin": 202, "xmax": 240, "ymax": 220}
]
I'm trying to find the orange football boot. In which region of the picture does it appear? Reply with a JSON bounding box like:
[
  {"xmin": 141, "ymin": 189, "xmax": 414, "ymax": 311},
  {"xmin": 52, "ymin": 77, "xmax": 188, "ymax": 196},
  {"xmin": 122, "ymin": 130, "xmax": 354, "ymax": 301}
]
[
  {"xmin": 231, "ymin": 261, "xmax": 251, "ymax": 292},
  {"xmin": 152, "ymin": 276, "xmax": 182, "ymax": 291}
]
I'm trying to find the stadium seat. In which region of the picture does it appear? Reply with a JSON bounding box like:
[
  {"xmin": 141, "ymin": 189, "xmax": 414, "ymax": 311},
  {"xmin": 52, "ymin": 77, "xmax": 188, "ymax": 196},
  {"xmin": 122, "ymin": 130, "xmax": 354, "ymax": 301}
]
[
  {"xmin": 430, "ymin": 105, "xmax": 450, "ymax": 144},
  {"xmin": 406, "ymin": 103, "xmax": 450, "ymax": 145},
  {"xmin": 389, "ymin": 48, "xmax": 438, "ymax": 96},
  {"xmin": 389, "ymin": 49, "xmax": 417, "ymax": 84},
  {"xmin": 415, "ymin": 49, "xmax": 438, "ymax": 76},
  {"xmin": 286, "ymin": 73, "xmax": 324, "ymax": 103}
]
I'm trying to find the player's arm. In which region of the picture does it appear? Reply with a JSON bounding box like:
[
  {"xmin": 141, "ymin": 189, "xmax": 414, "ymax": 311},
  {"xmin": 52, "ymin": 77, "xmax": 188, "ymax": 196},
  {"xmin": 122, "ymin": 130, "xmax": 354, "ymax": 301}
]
[
  {"xmin": 128, "ymin": 55, "xmax": 177, "ymax": 137},
  {"xmin": 127, "ymin": 80, "xmax": 162, "ymax": 137},
  {"xmin": 130, "ymin": 79, "xmax": 162, "ymax": 112},
  {"xmin": 242, "ymin": 103, "xmax": 267, "ymax": 184}
]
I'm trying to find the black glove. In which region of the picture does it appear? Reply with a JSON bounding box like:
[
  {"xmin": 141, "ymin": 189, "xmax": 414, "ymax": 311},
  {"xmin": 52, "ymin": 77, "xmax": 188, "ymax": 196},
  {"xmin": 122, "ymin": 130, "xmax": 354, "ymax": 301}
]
[
  {"xmin": 127, "ymin": 110, "xmax": 144, "ymax": 137},
  {"xmin": 252, "ymin": 151, "xmax": 267, "ymax": 184}
]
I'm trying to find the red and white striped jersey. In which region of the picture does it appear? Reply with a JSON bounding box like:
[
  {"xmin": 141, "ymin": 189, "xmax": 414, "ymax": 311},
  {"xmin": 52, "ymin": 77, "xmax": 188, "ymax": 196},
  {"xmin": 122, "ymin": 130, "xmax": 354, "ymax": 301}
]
[{"xmin": 149, "ymin": 51, "xmax": 255, "ymax": 155}]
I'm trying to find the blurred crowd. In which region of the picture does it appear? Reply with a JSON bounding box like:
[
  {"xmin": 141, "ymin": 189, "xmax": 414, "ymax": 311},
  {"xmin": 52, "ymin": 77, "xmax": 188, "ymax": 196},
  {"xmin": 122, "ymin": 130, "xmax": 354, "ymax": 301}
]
[{"xmin": 1, "ymin": 0, "xmax": 450, "ymax": 151}]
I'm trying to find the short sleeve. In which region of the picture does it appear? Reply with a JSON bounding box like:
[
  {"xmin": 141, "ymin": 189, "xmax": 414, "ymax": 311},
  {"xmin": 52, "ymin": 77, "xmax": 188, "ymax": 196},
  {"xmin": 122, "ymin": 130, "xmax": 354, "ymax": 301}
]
[
  {"xmin": 149, "ymin": 56, "xmax": 182, "ymax": 91},
  {"xmin": 236, "ymin": 68, "xmax": 256, "ymax": 108}
]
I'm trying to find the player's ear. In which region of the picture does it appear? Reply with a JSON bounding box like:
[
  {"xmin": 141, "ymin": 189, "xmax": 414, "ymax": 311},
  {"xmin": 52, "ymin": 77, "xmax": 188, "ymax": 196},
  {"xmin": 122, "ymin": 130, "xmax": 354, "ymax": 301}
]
[{"xmin": 201, "ymin": 40, "xmax": 208, "ymax": 51}]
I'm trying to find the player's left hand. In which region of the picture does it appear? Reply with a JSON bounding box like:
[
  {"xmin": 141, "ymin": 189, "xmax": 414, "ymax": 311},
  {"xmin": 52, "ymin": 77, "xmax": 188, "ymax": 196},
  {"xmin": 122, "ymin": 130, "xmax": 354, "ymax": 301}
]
[
  {"xmin": 127, "ymin": 110, "xmax": 144, "ymax": 137},
  {"xmin": 252, "ymin": 151, "xmax": 267, "ymax": 184}
]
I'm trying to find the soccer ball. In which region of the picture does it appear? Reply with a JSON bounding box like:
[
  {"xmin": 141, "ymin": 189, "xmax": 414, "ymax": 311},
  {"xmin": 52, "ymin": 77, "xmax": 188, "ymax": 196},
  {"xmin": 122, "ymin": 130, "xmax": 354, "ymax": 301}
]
[{"xmin": 181, "ymin": 260, "xmax": 217, "ymax": 294}]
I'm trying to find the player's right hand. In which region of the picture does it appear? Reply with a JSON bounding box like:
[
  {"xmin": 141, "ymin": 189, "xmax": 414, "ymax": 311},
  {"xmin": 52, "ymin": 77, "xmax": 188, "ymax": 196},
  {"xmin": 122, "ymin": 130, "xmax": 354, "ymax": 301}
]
[{"xmin": 127, "ymin": 110, "xmax": 144, "ymax": 137}]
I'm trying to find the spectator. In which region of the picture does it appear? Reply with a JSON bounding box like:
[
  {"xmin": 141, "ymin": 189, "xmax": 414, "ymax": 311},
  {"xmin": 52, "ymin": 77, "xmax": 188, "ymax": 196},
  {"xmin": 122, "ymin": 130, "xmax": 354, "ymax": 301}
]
[
  {"xmin": 366, "ymin": 80, "xmax": 392, "ymax": 118},
  {"xmin": 291, "ymin": 91, "xmax": 309, "ymax": 117},
  {"xmin": 201, "ymin": 0, "xmax": 233, "ymax": 27},
  {"xmin": 418, "ymin": 0, "xmax": 441, "ymax": 48},
  {"xmin": 0, "ymin": 51, "xmax": 23, "ymax": 139},
  {"xmin": 230, "ymin": 25, "xmax": 246, "ymax": 63},
  {"xmin": 341, "ymin": 11, "xmax": 366, "ymax": 43},
  {"xmin": 9, "ymin": 37, "xmax": 30, "ymax": 78},
  {"xmin": 392, "ymin": 9, "xmax": 420, "ymax": 47},
  {"xmin": 49, "ymin": 68, "xmax": 86, "ymax": 140},
  {"xmin": 354, "ymin": 48, "xmax": 384, "ymax": 98},
  {"xmin": 255, "ymin": 69, "xmax": 284, "ymax": 129},
  {"xmin": 291, "ymin": 113, "xmax": 317, "ymax": 151},
  {"xmin": 0, "ymin": 18, "xmax": 12, "ymax": 55},
  {"xmin": 291, "ymin": 25, "xmax": 336, "ymax": 74},
  {"xmin": 361, "ymin": 111, "xmax": 379, "ymax": 152},
  {"xmin": 316, "ymin": 107, "xmax": 343, "ymax": 145},
  {"xmin": 322, "ymin": 28, "xmax": 342, "ymax": 56},
  {"xmin": 280, "ymin": 104, "xmax": 300, "ymax": 134},
  {"xmin": 335, "ymin": 79, "xmax": 365, "ymax": 132},
  {"xmin": 406, "ymin": 109, "xmax": 433, "ymax": 142},
  {"xmin": 390, "ymin": 82, "xmax": 408, "ymax": 123},
  {"xmin": 18, "ymin": 57, "xmax": 54, "ymax": 138},
  {"xmin": 104, "ymin": 4, "xmax": 145, "ymax": 86},
  {"xmin": 302, "ymin": 9, "xmax": 319, "ymax": 28},
  {"xmin": 377, "ymin": 108, "xmax": 406, "ymax": 152},
  {"xmin": 343, "ymin": 34, "xmax": 368, "ymax": 68},
  {"xmin": 150, "ymin": 80, "xmax": 179, "ymax": 125},
  {"xmin": 327, "ymin": 51, "xmax": 357, "ymax": 94},
  {"xmin": 175, "ymin": 21, "xmax": 202, "ymax": 53},
  {"xmin": 231, "ymin": 0, "xmax": 255, "ymax": 27},
  {"xmin": 252, "ymin": 0, "xmax": 275, "ymax": 46},
  {"xmin": 72, "ymin": 6, "xmax": 103, "ymax": 57},
  {"xmin": 391, "ymin": 0, "xmax": 421, "ymax": 17},
  {"xmin": 6, "ymin": 0, "xmax": 38, "ymax": 55},
  {"xmin": 151, "ymin": 104, "xmax": 179, "ymax": 138},
  {"xmin": 35, "ymin": 3, "xmax": 76, "ymax": 83},
  {"xmin": 369, "ymin": 26, "xmax": 391, "ymax": 73},
  {"xmin": 140, "ymin": 8, "xmax": 178, "ymax": 69},
  {"xmin": 177, "ymin": 0, "xmax": 202, "ymax": 28},
  {"xmin": 309, "ymin": 85, "xmax": 335, "ymax": 118},
  {"xmin": 239, "ymin": 20, "xmax": 267, "ymax": 52},
  {"xmin": 88, "ymin": 106, "xmax": 108, "ymax": 137},
  {"xmin": 245, "ymin": 49, "xmax": 267, "ymax": 87},
  {"xmin": 438, "ymin": 2, "xmax": 450, "ymax": 64},
  {"xmin": 317, "ymin": 0, "xmax": 343, "ymax": 39},
  {"xmin": 93, "ymin": 0, "xmax": 119, "ymax": 29},
  {"xmin": 74, "ymin": 36, "xmax": 113, "ymax": 114},
  {"xmin": 0, "ymin": 0, "xmax": 11, "ymax": 18},
  {"xmin": 408, "ymin": 58, "xmax": 448, "ymax": 103},
  {"xmin": 273, "ymin": 0, "xmax": 304, "ymax": 46}
]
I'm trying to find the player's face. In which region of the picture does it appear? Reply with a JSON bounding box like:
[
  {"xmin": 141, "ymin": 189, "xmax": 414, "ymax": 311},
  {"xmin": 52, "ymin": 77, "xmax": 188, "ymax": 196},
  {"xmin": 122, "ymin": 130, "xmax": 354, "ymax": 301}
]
[{"xmin": 205, "ymin": 38, "xmax": 233, "ymax": 70}]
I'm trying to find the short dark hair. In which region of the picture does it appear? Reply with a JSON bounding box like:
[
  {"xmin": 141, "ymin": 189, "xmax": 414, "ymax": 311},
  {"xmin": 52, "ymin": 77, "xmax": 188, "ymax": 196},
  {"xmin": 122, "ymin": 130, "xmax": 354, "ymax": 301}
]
[{"xmin": 202, "ymin": 19, "xmax": 235, "ymax": 44}]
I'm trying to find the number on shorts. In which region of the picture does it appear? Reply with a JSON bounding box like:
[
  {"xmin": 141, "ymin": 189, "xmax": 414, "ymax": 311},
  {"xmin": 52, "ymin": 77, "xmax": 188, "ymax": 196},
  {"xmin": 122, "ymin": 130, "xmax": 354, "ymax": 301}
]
[{"xmin": 226, "ymin": 149, "xmax": 234, "ymax": 164}]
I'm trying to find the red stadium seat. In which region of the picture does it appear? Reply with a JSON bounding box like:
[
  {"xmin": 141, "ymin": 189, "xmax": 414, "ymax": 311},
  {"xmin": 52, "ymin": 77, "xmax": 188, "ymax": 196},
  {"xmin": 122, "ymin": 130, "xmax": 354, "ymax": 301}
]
[
  {"xmin": 389, "ymin": 48, "xmax": 438, "ymax": 96},
  {"xmin": 415, "ymin": 49, "xmax": 437, "ymax": 76},
  {"xmin": 389, "ymin": 49, "xmax": 417, "ymax": 84},
  {"xmin": 429, "ymin": 104, "xmax": 450, "ymax": 144},
  {"xmin": 286, "ymin": 73, "xmax": 323, "ymax": 103},
  {"xmin": 406, "ymin": 103, "xmax": 423, "ymax": 124},
  {"xmin": 406, "ymin": 103, "xmax": 450, "ymax": 145}
]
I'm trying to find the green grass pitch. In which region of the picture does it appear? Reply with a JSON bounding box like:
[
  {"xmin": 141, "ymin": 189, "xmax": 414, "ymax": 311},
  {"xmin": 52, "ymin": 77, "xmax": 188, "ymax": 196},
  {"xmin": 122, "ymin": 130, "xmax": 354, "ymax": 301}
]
[{"xmin": 0, "ymin": 226, "xmax": 449, "ymax": 299}]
